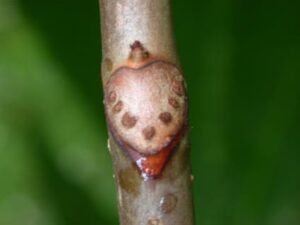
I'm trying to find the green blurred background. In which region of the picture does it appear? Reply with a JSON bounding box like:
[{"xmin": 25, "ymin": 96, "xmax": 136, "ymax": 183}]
[{"xmin": 0, "ymin": 0, "xmax": 299, "ymax": 224}]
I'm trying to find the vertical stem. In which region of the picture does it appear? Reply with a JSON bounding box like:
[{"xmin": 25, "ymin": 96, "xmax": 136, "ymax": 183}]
[{"xmin": 99, "ymin": 1, "xmax": 195, "ymax": 225}]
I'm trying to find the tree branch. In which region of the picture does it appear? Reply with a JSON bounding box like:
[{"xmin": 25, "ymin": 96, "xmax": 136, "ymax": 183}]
[{"xmin": 99, "ymin": 1, "xmax": 194, "ymax": 224}]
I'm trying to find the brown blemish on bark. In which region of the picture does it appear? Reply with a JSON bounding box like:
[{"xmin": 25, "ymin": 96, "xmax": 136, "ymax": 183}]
[
  {"xmin": 119, "ymin": 163, "xmax": 141, "ymax": 197},
  {"xmin": 159, "ymin": 112, "xmax": 173, "ymax": 125},
  {"xmin": 159, "ymin": 193, "xmax": 178, "ymax": 214},
  {"xmin": 142, "ymin": 126, "xmax": 156, "ymax": 140},
  {"xmin": 104, "ymin": 58, "xmax": 113, "ymax": 72},
  {"xmin": 122, "ymin": 112, "xmax": 137, "ymax": 128},
  {"xmin": 113, "ymin": 100, "xmax": 123, "ymax": 113}
]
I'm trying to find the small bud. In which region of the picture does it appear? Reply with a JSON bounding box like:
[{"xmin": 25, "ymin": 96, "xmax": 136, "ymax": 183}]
[{"xmin": 128, "ymin": 40, "xmax": 150, "ymax": 64}]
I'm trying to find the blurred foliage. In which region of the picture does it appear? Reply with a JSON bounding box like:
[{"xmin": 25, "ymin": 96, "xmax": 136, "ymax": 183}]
[{"xmin": 0, "ymin": 0, "xmax": 299, "ymax": 225}]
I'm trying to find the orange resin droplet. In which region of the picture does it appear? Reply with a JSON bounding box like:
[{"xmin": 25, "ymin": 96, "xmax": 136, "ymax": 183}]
[{"xmin": 136, "ymin": 148, "xmax": 172, "ymax": 178}]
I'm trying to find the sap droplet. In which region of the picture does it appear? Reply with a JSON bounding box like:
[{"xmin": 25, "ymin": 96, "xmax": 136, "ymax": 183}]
[{"xmin": 135, "ymin": 147, "xmax": 172, "ymax": 179}]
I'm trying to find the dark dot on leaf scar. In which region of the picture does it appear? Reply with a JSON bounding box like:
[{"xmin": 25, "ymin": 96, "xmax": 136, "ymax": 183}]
[
  {"xmin": 113, "ymin": 100, "xmax": 123, "ymax": 113},
  {"xmin": 108, "ymin": 91, "xmax": 117, "ymax": 103},
  {"xmin": 172, "ymin": 79, "xmax": 184, "ymax": 96},
  {"xmin": 168, "ymin": 97, "xmax": 179, "ymax": 109},
  {"xmin": 159, "ymin": 112, "xmax": 173, "ymax": 125},
  {"xmin": 122, "ymin": 112, "xmax": 137, "ymax": 128},
  {"xmin": 142, "ymin": 126, "xmax": 156, "ymax": 140}
]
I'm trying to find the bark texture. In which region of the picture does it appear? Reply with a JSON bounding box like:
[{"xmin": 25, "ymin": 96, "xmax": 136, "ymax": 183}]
[{"xmin": 99, "ymin": 1, "xmax": 195, "ymax": 225}]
